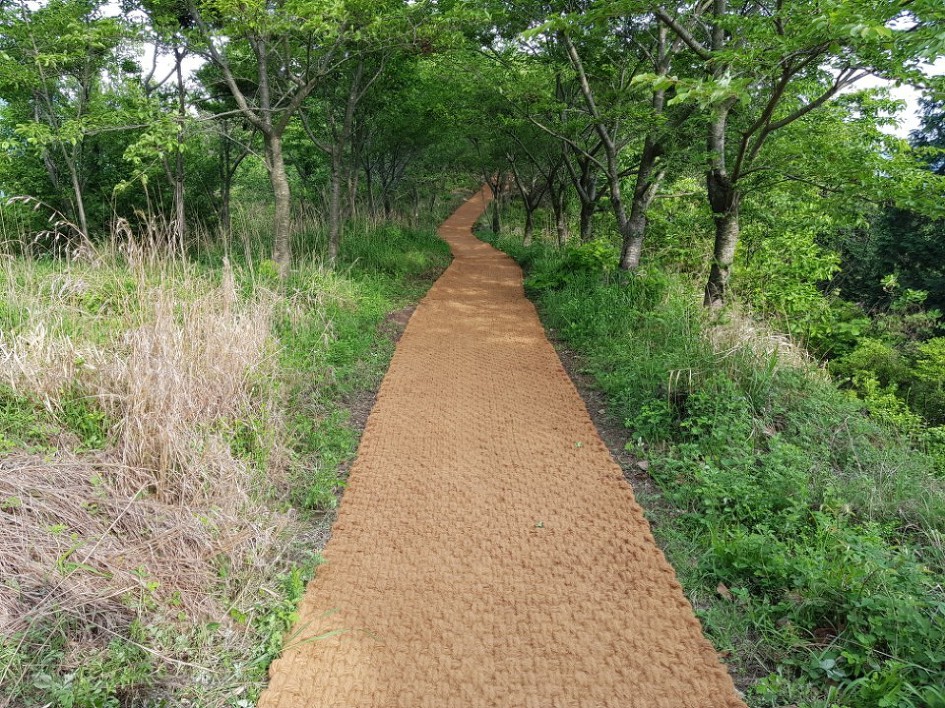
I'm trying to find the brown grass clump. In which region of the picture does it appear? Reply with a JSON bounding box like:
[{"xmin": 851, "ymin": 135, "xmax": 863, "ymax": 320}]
[
  {"xmin": 0, "ymin": 453, "xmax": 288, "ymax": 635},
  {"xmin": 706, "ymin": 302, "xmax": 817, "ymax": 373},
  {"xmin": 0, "ymin": 252, "xmax": 304, "ymax": 701},
  {"xmin": 113, "ymin": 266, "xmax": 275, "ymax": 504}
]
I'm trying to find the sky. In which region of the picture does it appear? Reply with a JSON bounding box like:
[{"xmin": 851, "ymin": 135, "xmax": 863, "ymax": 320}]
[{"xmin": 858, "ymin": 57, "xmax": 945, "ymax": 138}]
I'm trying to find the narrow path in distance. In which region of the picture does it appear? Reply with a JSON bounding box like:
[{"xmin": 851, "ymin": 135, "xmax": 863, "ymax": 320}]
[{"xmin": 258, "ymin": 188, "xmax": 746, "ymax": 707}]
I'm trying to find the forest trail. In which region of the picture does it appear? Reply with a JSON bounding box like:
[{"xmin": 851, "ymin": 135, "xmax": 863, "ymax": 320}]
[{"xmin": 257, "ymin": 188, "xmax": 745, "ymax": 707}]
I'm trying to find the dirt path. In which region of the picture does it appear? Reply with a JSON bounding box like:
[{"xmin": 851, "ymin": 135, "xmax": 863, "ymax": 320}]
[{"xmin": 258, "ymin": 188, "xmax": 746, "ymax": 707}]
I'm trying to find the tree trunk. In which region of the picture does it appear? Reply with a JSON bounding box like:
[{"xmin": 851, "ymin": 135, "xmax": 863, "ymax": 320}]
[
  {"xmin": 364, "ymin": 164, "xmax": 376, "ymax": 216},
  {"xmin": 219, "ymin": 175, "xmax": 232, "ymax": 237},
  {"xmin": 328, "ymin": 148, "xmax": 343, "ymax": 262},
  {"xmin": 704, "ymin": 206, "xmax": 740, "ymax": 308},
  {"xmin": 552, "ymin": 187, "xmax": 568, "ymax": 247},
  {"xmin": 172, "ymin": 49, "xmax": 187, "ymax": 248},
  {"xmin": 620, "ymin": 141, "xmax": 666, "ymax": 270},
  {"xmin": 411, "ymin": 185, "xmax": 421, "ymax": 226},
  {"xmin": 602, "ymin": 160, "xmax": 637, "ymax": 271},
  {"xmin": 347, "ymin": 168, "xmax": 359, "ymax": 221},
  {"xmin": 523, "ymin": 208, "xmax": 534, "ymax": 246},
  {"xmin": 702, "ymin": 96, "xmax": 738, "ymax": 306},
  {"xmin": 579, "ymin": 200, "xmax": 594, "ymax": 242},
  {"xmin": 621, "ymin": 212, "xmax": 645, "ymax": 271},
  {"xmin": 265, "ymin": 132, "xmax": 291, "ymax": 274},
  {"xmin": 65, "ymin": 158, "xmax": 89, "ymax": 239},
  {"xmin": 173, "ymin": 150, "xmax": 186, "ymax": 248}
]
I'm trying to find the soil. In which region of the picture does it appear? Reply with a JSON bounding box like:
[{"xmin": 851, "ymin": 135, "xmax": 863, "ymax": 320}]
[{"xmin": 257, "ymin": 188, "xmax": 746, "ymax": 707}]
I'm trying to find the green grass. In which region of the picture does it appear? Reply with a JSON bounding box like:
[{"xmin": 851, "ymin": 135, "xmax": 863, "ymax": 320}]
[{"xmin": 485, "ymin": 232, "xmax": 945, "ymax": 708}]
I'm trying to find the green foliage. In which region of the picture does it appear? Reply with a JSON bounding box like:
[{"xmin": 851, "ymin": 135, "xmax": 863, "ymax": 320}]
[
  {"xmin": 913, "ymin": 338, "xmax": 945, "ymax": 423},
  {"xmin": 0, "ymin": 385, "xmax": 57, "ymax": 453},
  {"xmin": 248, "ymin": 552, "xmax": 322, "ymax": 674},
  {"xmin": 340, "ymin": 223, "xmax": 450, "ymax": 276},
  {"xmin": 1, "ymin": 625, "xmax": 154, "ymax": 708},
  {"xmin": 522, "ymin": 239, "xmax": 618, "ymax": 292},
  {"xmin": 58, "ymin": 389, "xmax": 112, "ymax": 451}
]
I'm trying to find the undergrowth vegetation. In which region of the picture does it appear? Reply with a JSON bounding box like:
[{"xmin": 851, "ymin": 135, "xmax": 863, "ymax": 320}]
[
  {"xmin": 485, "ymin": 231, "xmax": 945, "ymax": 708},
  {"xmin": 0, "ymin": 213, "xmax": 451, "ymax": 705}
]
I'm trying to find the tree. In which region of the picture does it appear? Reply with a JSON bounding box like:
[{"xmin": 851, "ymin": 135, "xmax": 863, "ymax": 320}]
[
  {"xmin": 0, "ymin": 0, "xmax": 127, "ymax": 239},
  {"xmin": 299, "ymin": 55, "xmax": 388, "ymax": 261},
  {"xmin": 654, "ymin": 0, "xmax": 945, "ymax": 306},
  {"xmin": 912, "ymin": 97, "xmax": 945, "ymax": 175},
  {"xmin": 185, "ymin": 0, "xmax": 352, "ymax": 273},
  {"xmin": 504, "ymin": 2, "xmax": 697, "ymax": 268}
]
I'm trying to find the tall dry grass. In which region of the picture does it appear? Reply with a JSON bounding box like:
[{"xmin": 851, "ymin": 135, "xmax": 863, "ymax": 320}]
[{"xmin": 0, "ymin": 235, "xmax": 309, "ymax": 700}]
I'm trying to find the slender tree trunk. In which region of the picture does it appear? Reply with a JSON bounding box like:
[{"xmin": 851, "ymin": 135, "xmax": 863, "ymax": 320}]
[
  {"xmin": 567, "ymin": 155, "xmax": 598, "ymax": 242},
  {"xmin": 383, "ymin": 189, "xmax": 393, "ymax": 218},
  {"xmin": 219, "ymin": 175, "xmax": 232, "ymax": 236},
  {"xmin": 347, "ymin": 169, "xmax": 359, "ymax": 221},
  {"xmin": 491, "ymin": 199, "xmax": 502, "ymax": 235},
  {"xmin": 64, "ymin": 157, "xmax": 89, "ymax": 238},
  {"xmin": 523, "ymin": 208, "xmax": 535, "ymax": 246},
  {"xmin": 364, "ymin": 164, "xmax": 376, "ymax": 216},
  {"xmin": 552, "ymin": 186, "xmax": 568, "ymax": 247},
  {"xmin": 411, "ymin": 185, "xmax": 421, "ymax": 226},
  {"xmin": 34, "ymin": 101, "xmax": 64, "ymax": 207},
  {"xmin": 704, "ymin": 206, "xmax": 740, "ymax": 307},
  {"xmin": 172, "ymin": 49, "xmax": 187, "ymax": 248},
  {"xmin": 173, "ymin": 152, "xmax": 186, "ymax": 247},
  {"xmin": 622, "ymin": 140, "xmax": 666, "ymax": 269},
  {"xmin": 265, "ymin": 132, "xmax": 291, "ymax": 274},
  {"xmin": 700, "ymin": 0, "xmax": 739, "ymax": 307},
  {"xmin": 579, "ymin": 201, "xmax": 594, "ymax": 242},
  {"xmin": 702, "ymin": 90, "xmax": 738, "ymax": 305},
  {"xmin": 602, "ymin": 158, "xmax": 636, "ymax": 270},
  {"xmin": 328, "ymin": 148, "xmax": 342, "ymax": 262}
]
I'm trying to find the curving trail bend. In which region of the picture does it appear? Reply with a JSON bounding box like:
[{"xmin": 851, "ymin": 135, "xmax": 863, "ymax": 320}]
[{"xmin": 258, "ymin": 187, "xmax": 746, "ymax": 707}]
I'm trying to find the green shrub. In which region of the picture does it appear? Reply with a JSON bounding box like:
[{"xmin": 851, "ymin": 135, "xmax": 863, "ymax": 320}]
[
  {"xmin": 912, "ymin": 337, "xmax": 945, "ymax": 423},
  {"xmin": 831, "ymin": 338, "xmax": 909, "ymax": 388},
  {"xmin": 523, "ymin": 239, "xmax": 618, "ymax": 292}
]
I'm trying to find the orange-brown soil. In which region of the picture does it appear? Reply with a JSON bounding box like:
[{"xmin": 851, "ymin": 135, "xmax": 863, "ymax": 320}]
[{"xmin": 258, "ymin": 188, "xmax": 746, "ymax": 707}]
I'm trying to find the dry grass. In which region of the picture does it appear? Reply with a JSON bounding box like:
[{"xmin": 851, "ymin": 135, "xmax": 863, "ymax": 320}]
[
  {"xmin": 0, "ymin": 243, "xmax": 316, "ymax": 701},
  {"xmin": 114, "ymin": 266, "xmax": 275, "ymax": 503},
  {"xmin": 706, "ymin": 300, "xmax": 818, "ymax": 373}
]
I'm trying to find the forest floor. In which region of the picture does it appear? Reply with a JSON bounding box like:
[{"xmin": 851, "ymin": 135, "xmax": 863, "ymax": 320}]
[{"xmin": 258, "ymin": 189, "xmax": 745, "ymax": 707}]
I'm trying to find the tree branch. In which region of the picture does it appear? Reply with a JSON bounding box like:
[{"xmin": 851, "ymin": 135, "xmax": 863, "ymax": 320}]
[{"xmin": 654, "ymin": 7, "xmax": 713, "ymax": 60}]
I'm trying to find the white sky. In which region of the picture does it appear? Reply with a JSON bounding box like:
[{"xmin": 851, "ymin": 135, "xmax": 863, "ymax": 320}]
[{"xmin": 858, "ymin": 57, "xmax": 945, "ymax": 138}]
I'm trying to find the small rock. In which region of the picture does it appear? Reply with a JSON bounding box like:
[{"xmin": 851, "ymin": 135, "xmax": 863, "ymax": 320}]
[{"xmin": 636, "ymin": 460, "xmax": 650, "ymax": 472}]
